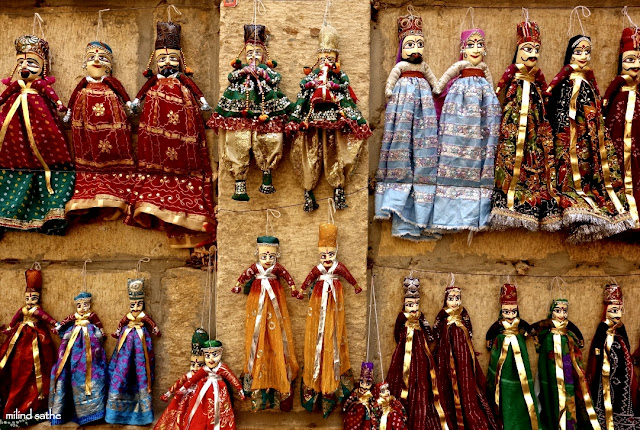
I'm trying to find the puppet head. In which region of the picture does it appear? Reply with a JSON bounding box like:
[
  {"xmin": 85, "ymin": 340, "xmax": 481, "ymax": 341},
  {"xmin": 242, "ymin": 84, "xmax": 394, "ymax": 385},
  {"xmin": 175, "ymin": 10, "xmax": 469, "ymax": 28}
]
[
  {"xmin": 318, "ymin": 223, "xmax": 338, "ymax": 269},
  {"xmin": 499, "ymin": 283, "xmax": 518, "ymax": 322},
  {"xmin": 244, "ymin": 24, "xmax": 268, "ymax": 66},
  {"xmin": 403, "ymin": 276, "xmax": 420, "ymax": 315},
  {"xmin": 619, "ymin": 27, "xmax": 640, "ymax": 77},
  {"xmin": 84, "ymin": 41, "xmax": 113, "ymax": 79},
  {"xmin": 24, "ymin": 268, "xmax": 42, "ymax": 308},
  {"xmin": 190, "ymin": 327, "xmax": 208, "ymax": 372},
  {"xmin": 150, "ymin": 21, "xmax": 186, "ymax": 78},
  {"xmin": 549, "ymin": 298, "xmax": 569, "ymax": 322},
  {"xmin": 397, "ymin": 13, "xmax": 424, "ymax": 64},
  {"xmin": 444, "ymin": 284, "xmax": 461, "ymax": 310},
  {"xmin": 14, "ymin": 35, "xmax": 49, "ymax": 81},
  {"xmin": 460, "ymin": 29, "xmax": 486, "ymax": 66},
  {"xmin": 127, "ymin": 278, "xmax": 145, "ymax": 315},
  {"xmin": 514, "ymin": 21, "xmax": 541, "ymax": 69},
  {"xmin": 603, "ymin": 284, "xmax": 623, "ymax": 323},
  {"xmin": 359, "ymin": 361, "xmax": 374, "ymax": 390},
  {"xmin": 317, "ymin": 24, "xmax": 340, "ymax": 67},
  {"xmin": 74, "ymin": 291, "xmax": 92, "ymax": 315},
  {"xmin": 564, "ymin": 35, "xmax": 591, "ymax": 69},
  {"xmin": 202, "ymin": 339, "xmax": 223, "ymax": 368},
  {"xmin": 377, "ymin": 382, "xmax": 390, "ymax": 399},
  {"xmin": 256, "ymin": 236, "xmax": 280, "ymax": 268}
]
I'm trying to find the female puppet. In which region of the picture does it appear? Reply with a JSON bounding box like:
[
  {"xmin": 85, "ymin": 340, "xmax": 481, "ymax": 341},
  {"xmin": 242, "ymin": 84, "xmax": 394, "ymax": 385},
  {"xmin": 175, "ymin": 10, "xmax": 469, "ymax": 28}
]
[
  {"xmin": 485, "ymin": 283, "xmax": 540, "ymax": 430},
  {"xmin": 374, "ymin": 382, "xmax": 407, "ymax": 430},
  {"xmin": 532, "ymin": 298, "xmax": 600, "ymax": 430},
  {"xmin": 232, "ymin": 236, "xmax": 299, "ymax": 411},
  {"xmin": 546, "ymin": 34, "xmax": 633, "ymax": 242},
  {"xmin": 64, "ymin": 41, "xmax": 134, "ymax": 220},
  {"xmin": 154, "ymin": 328, "xmax": 208, "ymax": 430},
  {"xmin": 49, "ymin": 292, "xmax": 108, "ymax": 425},
  {"xmin": 180, "ymin": 340, "xmax": 245, "ymax": 430},
  {"xmin": 288, "ymin": 23, "xmax": 371, "ymax": 212},
  {"xmin": 128, "ymin": 21, "xmax": 215, "ymax": 249},
  {"xmin": 603, "ymin": 27, "xmax": 640, "ymax": 224},
  {"xmin": 300, "ymin": 223, "xmax": 360, "ymax": 418},
  {"xmin": 0, "ymin": 35, "xmax": 74, "ymax": 235},
  {"xmin": 105, "ymin": 278, "xmax": 161, "ymax": 425},
  {"xmin": 490, "ymin": 20, "xmax": 561, "ymax": 231},
  {"xmin": 431, "ymin": 27, "xmax": 501, "ymax": 231},
  {"xmin": 586, "ymin": 284, "xmax": 640, "ymax": 429},
  {"xmin": 375, "ymin": 11, "xmax": 440, "ymax": 240},
  {"xmin": 433, "ymin": 282, "xmax": 498, "ymax": 430},
  {"xmin": 385, "ymin": 276, "xmax": 447, "ymax": 430},
  {"xmin": 343, "ymin": 362, "xmax": 378, "ymax": 430},
  {"xmin": 0, "ymin": 268, "xmax": 58, "ymax": 426},
  {"xmin": 209, "ymin": 24, "xmax": 291, "ymax": 201}
]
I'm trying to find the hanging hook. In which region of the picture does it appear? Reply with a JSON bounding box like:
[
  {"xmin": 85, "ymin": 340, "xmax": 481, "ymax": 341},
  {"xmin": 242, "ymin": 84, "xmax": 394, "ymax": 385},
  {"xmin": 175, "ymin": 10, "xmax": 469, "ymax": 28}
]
[
  {"xmin": 265, "ymin": 209, "xmax": 281, "ymax": 236},
  {"xmin": 167, "ymin": 5, "xmax": 182, "ymax": 22},
  {"xmin": 135, "ymin": 257, "xmax": 150, "ymax": 278},
  {"xmin": 568, "ymin": 6, "xmax": 590, "ymax": 37},
  {"xmin": 32, "ymin": 13, "xmax": 45, "ymax": 39},
  {"xmin": 96, "ymin": 9, "xmax": 110, "ymax": 42}
]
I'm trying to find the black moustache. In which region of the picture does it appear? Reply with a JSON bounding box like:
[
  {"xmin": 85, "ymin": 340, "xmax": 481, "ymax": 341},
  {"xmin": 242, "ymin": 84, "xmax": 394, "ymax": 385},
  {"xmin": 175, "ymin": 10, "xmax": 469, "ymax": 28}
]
[
  {"xmin": 523, "ymin": 57, "xmax": 537, "ymax": 62},
  {"xmin": 406, "ymin": 53, "xmax": 423, "ymax": 64},
  {"xmin": 20, "ymin": 70, "xmax": 31, "ymax": 78},
  {"xmin": 159, "ymin": 67, "xmax": 177, "ymax": 77}
]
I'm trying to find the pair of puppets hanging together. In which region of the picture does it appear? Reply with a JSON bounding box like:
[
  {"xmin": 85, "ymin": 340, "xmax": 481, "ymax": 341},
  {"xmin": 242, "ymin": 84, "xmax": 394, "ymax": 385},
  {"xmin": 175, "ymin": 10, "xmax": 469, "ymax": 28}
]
[
  {"xmin": 128, "ymin": 20, "xmax": 215, "ymax": 250},
  {"xmin": 485, "ymin": 283, "xmax": 540, "ymax": 430},
  {"xmin": 288, "ymin": 23, "xmax": 371, "ymax": 212},
  {"xmin": 0, "ymin": 267, "xmax": 58, "ymax": 428},
  {"xmin": 0, "ymin": 34, "xmax": 75, "ymax": 235},
  {"xmin": 374, "ymin": 382, "xmax": 407, "ymax": 430},
  {"xmin": 49, "ymin": 292, "xmax": 108, "ymax": 426},
  {"xmin": 385, "ymin": 276, "xmax": 447, "ymax": 430},
  {"xmin": 375, "ymin": 11, "xmax": 441, "ymax": 239},
  {"xmin": 300, "ymin": 222, "xmax": 360, "ymax": 418},
  {"xmin": 210, "ymin": 24, "xmax": 291, "ymax": 201}
]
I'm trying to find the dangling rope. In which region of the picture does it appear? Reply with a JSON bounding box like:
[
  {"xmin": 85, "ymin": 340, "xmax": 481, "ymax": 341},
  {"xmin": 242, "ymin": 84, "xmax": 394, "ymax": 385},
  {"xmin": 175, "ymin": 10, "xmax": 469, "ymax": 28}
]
[
  {"xmin": 96, "ymin": 9, "xmax": 110, "ymax": 41},
  {"xmin": 167, "ymin": 5, "xmax": 181, "ymax": 22},
  {"xmin": 323, "ymin": 0, "xmax": 332, "ymax": 27},
  {"xmin": 82, "ymin": 258, "xmax": 92, "ymax": 291},
  {"xmin": 135, "ymin": 257, "xmax": 150, "ymax": 278},
  {"xmin": 623, "ymin": 6, "xmax": 639, "ymax": 32},
  {"xmin": 406, "ymin": 4, "xmax": 417, "ymax": 18},
  {"xmin": 371, "ymin": 275, "xmax": 384, "ymax": 380},
  {"xmin": 568, "ymin": 6, "xmax": 590, "ymax": 37},
  {"xmin": 326, "ymin": 198, "xmax": 336, "ymax": 225},
  {"xmin": 265, "ymin": 209, "xmax": 281, "ymax": 236},
  {"xmin": 32, "ymin": 13, "xmax": 45, "ymax": 38},
  {"xmin": 549, "ymin": 276, "xmax": 568, "ymax": 296},
  {"xmin": 448, "ymin": 272, "xmax": 456, "ymax": 289},
  {"xmin": 459, "ymin": 6, "xmax": 476, "ymax": 33}
]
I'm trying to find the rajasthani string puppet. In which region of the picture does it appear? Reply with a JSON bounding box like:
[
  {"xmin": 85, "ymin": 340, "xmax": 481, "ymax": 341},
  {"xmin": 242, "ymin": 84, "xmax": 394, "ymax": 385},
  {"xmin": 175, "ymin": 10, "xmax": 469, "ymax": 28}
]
[
  {"xmin": 433, "ymin": 279, "xmax": 498, "ymax": 430},
  {"xmin": 374, "ymin": 382, "xmax": 407, "ymax": 430},
  {"xmin": 105, "ymin": 279, "xmax": 161, "ymax": 425},
  {"xmin": 587, "ymin": 284, "xmax": 640, "ymax": 429},
  {"xmin": 490, "ymin": 17, "xmax": 561, "ymax": 231},
  {"xmin": 49, "ymin": 292, "xmax": 108, "ymax": 425},
  {"xmin": 432, "ymin": 24, "xmax": 501, "ymax": 231},
  {"xmin": 375, "ymin": 11, "xmax": 441, "ymax": 239},
  {"xmin": 64, "ymin": 41, "xmax": 134, "ymax": 220},
  {"xmin": 180, "ymin": 340, "xmax": 245, "ymax": 430},
  {"xmin": 0, "ymin": 34, "xmax": 75, "ymax": 235},
  {"xmin": 485, "ymin": 283, "xmax": 540, "ymax": 430},
  {"xmin": 532, "ymin": 298, "xmax": 601, "ymax": 430},
  {"xmin": 232, "ymin": 236, "xmax": 299, "ymax": 411},
  {"xmin": 128, "ymin": 20, "xmax": 215, "ymax": 249},
  {"xmin": 209, "ymin": 24, "xmax": 291, "ymax": 201},
  {"xmin": 300, "ymin": 223, "xmax": 360, "ymax": 418},
  {"xmin": 0, "ymin": 267, "xmax": 58, "ymax": 426},
  {"xmin": 288, "ymin": 23, "xmax": 371, "ymax": 212},
  {"xmin": 603, "ymin": 27, "xmax": 640, "ymax": 223},
  {"xmin": 545, "ymin": 24, "xmax": 633, "ymax": 242},
  {"xmin": 343, "ymin": 362, "xmax": 378, "ymax": 430},
  {"xmin": 154, "ymin": 328, "xmax": 208, "ymax": 430},
  {"xmin": 385, "ymin": 276, "xmax": 447, "ymax": 430}
]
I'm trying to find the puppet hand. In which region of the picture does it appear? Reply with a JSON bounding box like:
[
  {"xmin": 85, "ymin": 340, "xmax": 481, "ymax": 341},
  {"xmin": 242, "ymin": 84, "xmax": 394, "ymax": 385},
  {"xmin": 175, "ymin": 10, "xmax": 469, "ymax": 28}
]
[
  {"xmin": 354, "ymin": 285, "xmax": 363, "ymax": 294},
  {"xmin": 240, "ymin": 66, "xmax": 253, "ymax": 76},
  {"xmin": 177, "ymin": 386, "xmax": 187, "ymax": 396},
  {"xmin": 200, "ymin": 97, "xmax": 212, "ymax": 111},
  {"xmin": 153, "ymin": 327, "xmax": 162, "ymax": 337},
  {"xmin": 385, "ymin": 89, "xmax": 392, "ymax": 98},
  {"xmin": 328, "ymin": 81, "xmax": 340, "ymax": 91},
  {"xmin": 131, "ymin": 98, "xmax": 141, "ymax": 114},
  {"xmin": 111, "ymin": 328, "xmax": 120, "ymax": 339},
  {"xmin": 56, "ymin": 101, "xmax": 67, "ymax": 113},
  {"xmin": 51, "ymin": 327, "xmax": 59, "ymax": 335},
  {"xmin": 486, "ymin": 341, "xmax": 492, "ymax": 351},
  {"xmin": 304, "ymin": 80, "xmax": 318, "ymax": 89},
  {"xmin": 239, "ymin": 391, "xmax": 247, "ymax": 400},
  {"xmin": 231, "ymin": 286, "xmax": 242, "ymax": 294},
  {"xmin": 161, "ymin": 392, "xmax": 171, "ymax": 402},
  {"xmin": 62, "ymin": 110, "xmax": 71, "ymax": 123}
]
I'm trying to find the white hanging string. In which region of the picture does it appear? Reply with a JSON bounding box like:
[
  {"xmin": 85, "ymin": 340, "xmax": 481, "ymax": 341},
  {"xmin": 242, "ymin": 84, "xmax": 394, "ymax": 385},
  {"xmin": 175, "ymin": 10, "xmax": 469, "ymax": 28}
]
[
  {"xmin": 96, "ymin": 9, "xmax": 110, "ymax": 41},
  {"xmin": 506, "ymin": 274, "xmax": 513, "ymax": 285},
  {"xmin": 253, "ymin": 0, "xmax": 265, "ymax": 28},
  {"xmin": 265, "ymin": 209, "xmax": 281, "ymax": 236},
  {"xmin": 448, "ymin": 272, "xmax": 456, "ymax": 288},
  {"xmin": 408, "ymin": 269, "xmax": 414, "ymax": 278},
  {"xmin": 459, "ymin": 6, "xmax": 476, "ymax": 34},
  {"xmin": 167, "ymin": 5, "xmax": 181, "ymax": 22},
  {"xmin": 567, "ymin": 6, "xmax": 590, "ymax": 37},
  {"xmin": 406, "ymin": 4, "xmax": 417, "ymax": 18},
  {"xmin": 326, "ymin": 198, "xmax": 336, "ymax": 225},
  {"xmin": 623, "ymin": 6, "xmax": 639, "ymax": 31},
  {"xmin": 135, "ymin": 257, "xmax": 150, "ymax": 278},
  {"xmin": 32, "ymin": 13, "xmax": 45, "ymax": 38},
  {"xmin": 521, "ymin": 7, "xmax": 530, "ymax": 23},
  {"xmin": 549, "ymin": 276, "xmax": 568, "ymax": 296},
  {"xmin": 323, "ymin": 0, "xmax": 332, "ymax": 27},
  {"xmin": 608, "ymin": 276, "xmax": 618, "ymax": 286},
  {"xmin": 371, "ymin": 275, "xmax": 384, "ymax": 380},
  {"xmin": 31, "ymin": 261, "xmax": 41, "ymax": 270},
  {"xmin": 82, "ymin": 258, "xmax": 92, "ymax": 291}
]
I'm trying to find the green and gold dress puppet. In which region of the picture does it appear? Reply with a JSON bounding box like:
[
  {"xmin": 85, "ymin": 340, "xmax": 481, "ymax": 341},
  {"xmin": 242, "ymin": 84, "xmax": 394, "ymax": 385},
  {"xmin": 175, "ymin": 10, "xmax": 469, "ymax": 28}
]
[
  {"xmin": 532, "ymin": 298, "xmax": 601, "ymax": 430},
  {"xmin": 0, "ymin": 35, "xmax": 75, "ymax": 235},
  {"xmin": 485, "ymin": 283, "xmax": 540, "ymax": 430},
  {"xmin": 287, "ymin": 23, "xmax": 371, "ymax": 212},
  {"xmin": 232, "ymin": 236, "xmax": 300, "ymax": 411},
  {"xmin": 49, "ymin": 292, "xmax": 108, "ymax": 425},
  {"xmin": 374, "ymin": 382, "xmax": 407, "ymax": 430},
  {"xmin": 209, "ymin": 24, "xmax": 291, "ymax": 201},
  {"xmin": 64, "ymin": 41, "xmax": 134, "ymax": 220},
  {"xmin": 586, "ymin": 284, "xmax": 640, "ymax": 429},
  {"xmin": 300, "ymin": 223, "xmax": 360, "ymax": 418},
  {"xmin": 154, "ymin": 328, "xmax": 208, "ymax": 430},
  {"xmin": 343, "ymin": 362, "xmax": 378, "ymax": 430}
]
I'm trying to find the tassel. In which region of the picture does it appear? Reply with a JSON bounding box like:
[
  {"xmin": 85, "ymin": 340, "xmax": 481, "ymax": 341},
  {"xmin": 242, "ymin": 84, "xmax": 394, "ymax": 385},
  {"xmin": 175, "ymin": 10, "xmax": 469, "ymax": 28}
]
[
  {"xmin": 300, "ymin": 121, "xmax": 309, "ymax": 130},
  {"xmin": 241, "ymin": 109, "xmax": 249, "ymax": 117},
  {"xmin": 258, "ymin": 113, "xmax": 269, "ymax": 122},
  {"xmin": 1, "ymin": 77, "xmax": 12, "ymax": 85},
  {"xmin": 303, "ymin": 66, "xmax": 312, "ymax": 75},
  {"xmin": 334, "ymin": 62, "xmax": 341, "ymax": 73},
  {"xmin": 142, "ymin": 68, "xmax": 154, "ymax": 78},
  {"xmin": 184, "ymin": 66, "xmax": 194, "ymax": 76},
  {"xmin": 266, "ymin": 60, "xmax": 277, "ymax": 68},
  {"xmin": 231, "ymin": 59, "xmax": 242, "ymax": 69}
]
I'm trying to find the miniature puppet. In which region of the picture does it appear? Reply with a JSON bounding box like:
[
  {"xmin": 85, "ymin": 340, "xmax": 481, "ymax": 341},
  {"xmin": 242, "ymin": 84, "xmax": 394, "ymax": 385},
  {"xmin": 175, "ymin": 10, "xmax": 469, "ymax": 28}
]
[
  {"xmin": 343, "ymin": 362, "xmax": 378, "ymax": 430},
  {"xmin": 374, "ymin": 382, "xmax": 407, "ymax": 430}
]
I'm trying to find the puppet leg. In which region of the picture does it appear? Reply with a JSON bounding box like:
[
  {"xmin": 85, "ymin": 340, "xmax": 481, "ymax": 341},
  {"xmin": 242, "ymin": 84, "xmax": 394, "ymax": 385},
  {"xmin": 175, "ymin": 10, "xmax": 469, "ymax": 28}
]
[
  {"xmin": 291, "ymin": 130, "xmax": 322, "ymax": 212},
  {"xmin": 223, "ymin": 129, "xmax": 252, "ymax": 201},
  {"xmin": 323, "ymin": 130, "xmax": 364, "ymax": 210},
  {"xmin": 253, "ymin": 131, "xmax": 284, "ymax": 195}
]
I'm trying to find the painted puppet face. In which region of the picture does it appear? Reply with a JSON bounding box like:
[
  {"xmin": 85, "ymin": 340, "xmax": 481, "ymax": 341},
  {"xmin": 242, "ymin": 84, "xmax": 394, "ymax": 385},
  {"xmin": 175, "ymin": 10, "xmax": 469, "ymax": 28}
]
[
  {"xmin": 401, "ymin": 35, "xmax": 425, "ymax": 64},
  {"xmin": 129, "ymin": 299, "xmax": 144, "ymax": 315},
  {"xmin": 85, "ymin": 47, "xmax": 112, "ymax": 78},
  {"xmin": 622, "ymin": 50, "xmax": 640, "ymax": 78},
  {"xmin": 318, "ymin": 246, "xmax": 337, "ymax": 269},
  {"xmin": 516, "ymin": 41, "xmax": 540, "ymax": 68},
  {"xmin": 501, "ymin": 304, "xmax": 518, "ymax": 322},
  {"xmin": 552, "ymin": 302, "xmax": 568, "ymax": 322},
  {"xmin": 379, "ymin": 385, "xmax": 390, "ymax": 398},
  {"xmin": 360, "ymin": 379, "xmax": 372, "ymax": 390},
  {"xmin": 257, "ymin": 245, "xmax": 279, "ymax": 268},
  {"xmin": 190, "ymin": 354, "xmax": 205, "ymax": 372},
  {"xmin": 24, "ymin": 292, "xmax": 40, "ymax": 308},
  {"xmin": 570, "ymin": 39, "xmax": 591, "ymax": 69},
  {"xmin": 317, "ymin": 51, "xmax": 337, "ymax": 66},
  {"xmin": 606, "ymin": 304, "xmax": 622, "ymax": 323},
  {"xmin": 446, "ymin": 289, "xmax": 461, "ymax": 310},
  {"xmin": 404, "ymin": 297, "xmax": 419, "ymax": 315},
  {"xmin": 16, "ymin": 53, "xmax": 43, "ymax": 81},
  {"xmin": 204, "ymin": 349, "xmax": 223, "ymax": 368},
  {"xmin": 245, "ymin": 43, "xmax": 264, "ymax": 66},
  {"xmin": 76, "ymin": 300, "xmax": 91, "ymax": 315},
  {"xmin": 463, "ymin": 33, "xmax": 485, "ymax": 66},
  {"xmin": 155, "ymin": 48, "xmax": 181, "ymax": 77}
]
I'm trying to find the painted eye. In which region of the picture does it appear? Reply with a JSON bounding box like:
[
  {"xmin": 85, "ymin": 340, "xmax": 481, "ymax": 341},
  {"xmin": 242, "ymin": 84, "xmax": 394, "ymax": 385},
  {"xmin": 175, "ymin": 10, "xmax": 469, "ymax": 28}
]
[{"xmin": 477, "ymin": 42, "xmax": 484, "ymax": 48}]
